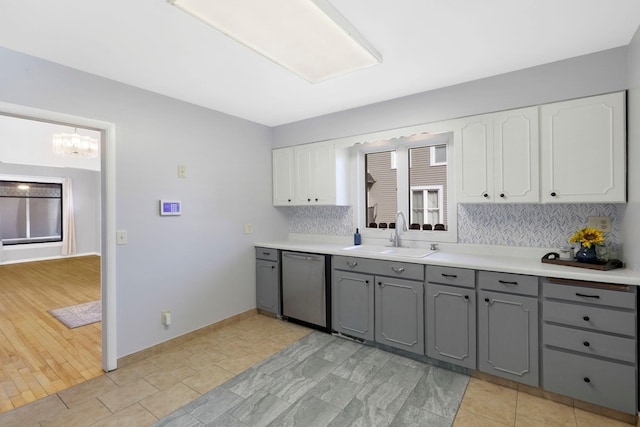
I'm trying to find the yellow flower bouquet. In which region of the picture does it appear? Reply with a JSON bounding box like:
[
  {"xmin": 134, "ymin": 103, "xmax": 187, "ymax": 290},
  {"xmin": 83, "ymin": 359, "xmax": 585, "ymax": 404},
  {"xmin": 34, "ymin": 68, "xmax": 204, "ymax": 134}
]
[{"xmin": 568, "ymin": 227, "xmax": 605, "ymax": 248}]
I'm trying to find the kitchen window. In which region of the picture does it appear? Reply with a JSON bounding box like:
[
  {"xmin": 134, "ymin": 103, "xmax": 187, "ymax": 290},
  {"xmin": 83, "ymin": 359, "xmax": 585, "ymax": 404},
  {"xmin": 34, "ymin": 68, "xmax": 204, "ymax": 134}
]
[
  {"xmin": 0, "ymin": 180, "xmax": 63, "ymax": 245},
  {"xmin": 360, "ymin": 132, "xmax": 455, "ymax": 242}
]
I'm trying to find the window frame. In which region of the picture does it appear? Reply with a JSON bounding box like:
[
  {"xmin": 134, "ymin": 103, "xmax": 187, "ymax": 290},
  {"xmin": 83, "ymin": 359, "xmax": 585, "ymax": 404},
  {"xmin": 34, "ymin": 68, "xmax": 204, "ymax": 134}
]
[
  {"xmin": 0, "ymin": 174, "xmax": 65, "ymax": 248},
  {"xmin": 410, "ymin": 185, "xmax": 444, "ymax": 226},
  {"xmin": 350, "ymin": 128, "xmax": 457, "ymax": 244}
]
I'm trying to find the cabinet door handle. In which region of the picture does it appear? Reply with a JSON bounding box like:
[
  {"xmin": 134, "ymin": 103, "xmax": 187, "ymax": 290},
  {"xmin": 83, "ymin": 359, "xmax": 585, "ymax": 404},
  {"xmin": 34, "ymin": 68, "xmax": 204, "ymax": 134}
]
[
  {"xmin": 583, "ymin": 316, "xmax": 590, "ymax": 321},
  {"xmin": 583, "ymin": 341, "xmax": 590, "ymax": 347},
  {"xmin": 365, "ymin": 280, "xmax": 369, "ymax": 285},
  {"xmin": 484, "ymin": 297, "xmax": 491, "ymax": 304},
  {"xmin": 482, "ymin": 193, "xmax": 489, "ymax": 198},
  {"xmin": 464, "ymin": 295, "xmax": 469, "ymax": 300},
  {"xmin": 441, "ymin": 273, "xmax": 458, "ymax": 278},
  {"xmin": 378, "ymin": 282, "xmax": 382, "ymax": 286},
  {"xmin": 576, "ymin": 293, "xmax": 600, "ymax": 299},
  {"xmin": 550, "ymin": 192, "xmax": 557, "ymax": 197},
  {"xmin": 583, "ymin": 377, "xmax": 591, "ymax": 383},
  {"xmin": 271, "ymin": 265, "xmax": 275, "ymax": 269},
  {"xmin": 307, "ymin": 198, "xmax": 311, "ymax": 202},
  {"xmin": 315, "ymin": 198, "xmax": 319, "ymax": 202},
  {"xmin": 288, "ymin": 199, "xmax": 291, "ymax": 202},
  {"xmin": 500, "ymin": 193, "xmax": 505, "ymax": 198},
  {"xmin": 498, "ymin": 280, "xmax": 518, "ymax": 285},
  {"xmin": 391, "ymin": 267, "xmax": 405, "ymax": 273},
  {"xmin": 346, "ymin": 261, "xmax": 358, "ymax": 268}
]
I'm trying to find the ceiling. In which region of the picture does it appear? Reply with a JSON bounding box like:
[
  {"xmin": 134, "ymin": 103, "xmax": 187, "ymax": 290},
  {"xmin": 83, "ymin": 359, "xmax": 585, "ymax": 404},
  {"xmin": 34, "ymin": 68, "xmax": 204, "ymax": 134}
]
[{"xmin": 1, "ymin": 1, "xmax": 640, "ymax": 127}]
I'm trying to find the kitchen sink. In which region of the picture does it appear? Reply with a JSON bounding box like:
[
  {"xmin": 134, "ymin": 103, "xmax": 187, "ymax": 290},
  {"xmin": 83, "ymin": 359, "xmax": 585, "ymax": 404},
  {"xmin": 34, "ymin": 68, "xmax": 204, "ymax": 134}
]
[{"xmin": 342, "ymin": 245, "xmax": 436, "ymax": 258}]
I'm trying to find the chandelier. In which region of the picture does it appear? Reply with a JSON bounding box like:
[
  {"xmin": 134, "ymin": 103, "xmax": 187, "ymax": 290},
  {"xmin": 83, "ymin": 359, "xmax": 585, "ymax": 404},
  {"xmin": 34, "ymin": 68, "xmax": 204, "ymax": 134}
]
[{"xmin": 52, "ymin": 129, "xmax": 99, "ymax": 158}]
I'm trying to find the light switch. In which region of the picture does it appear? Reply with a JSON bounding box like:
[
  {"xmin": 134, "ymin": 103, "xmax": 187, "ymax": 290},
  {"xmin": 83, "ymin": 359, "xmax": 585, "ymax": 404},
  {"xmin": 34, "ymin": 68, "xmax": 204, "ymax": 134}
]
[
  {"xmin": 244, "ymin": 223, "xmax": 254, "ymax": 234},
  {"xmin": 116, "ymin": 230, "xmax": 128, "ymax": 245},
  {"xmin": 178, "ymin": 165, "xmax": 187, "ymax": 178}
]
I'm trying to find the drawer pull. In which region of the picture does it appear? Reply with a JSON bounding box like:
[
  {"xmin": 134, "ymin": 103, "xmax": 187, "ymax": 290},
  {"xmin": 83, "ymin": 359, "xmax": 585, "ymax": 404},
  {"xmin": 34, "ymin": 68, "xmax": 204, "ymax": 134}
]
[
  {"xmin": 262, "ymin": 252, "xmax": 271, "ymax": 256},
  {"xmin": 583, "ymin": 341, "xmax": 590, "ymax": 347},
  {"xmin": 498, "ymin": 280, "xmax": 518, "ymax": 285},
  {"xmin": 576, "ymin": 293, "xmax": 600, "ymax": 299},
  {"xmin": 583, "ymin": 377, "xmax": 591, "ymax": 383},
  {"xmin": 391, "ymin": 267, "xmax": 405, "ymax": 273},
  {"xmin": 346, "ymin": 261, "xmax": 358, "ymax": 268},
  {"xmin": 583, "ymin": 316, "xmax": 590, "ymax": 322},
  {"xmin": 442, "ymin": 273, "xmax": 458, "ymax": 278}
]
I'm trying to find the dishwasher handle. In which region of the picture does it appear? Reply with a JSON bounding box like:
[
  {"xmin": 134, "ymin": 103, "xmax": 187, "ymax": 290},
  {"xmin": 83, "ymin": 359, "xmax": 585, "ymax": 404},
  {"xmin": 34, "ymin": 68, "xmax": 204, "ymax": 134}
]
[{"xmin": 283, "ymin": 252, "xmax": 323, "ymax": 262}]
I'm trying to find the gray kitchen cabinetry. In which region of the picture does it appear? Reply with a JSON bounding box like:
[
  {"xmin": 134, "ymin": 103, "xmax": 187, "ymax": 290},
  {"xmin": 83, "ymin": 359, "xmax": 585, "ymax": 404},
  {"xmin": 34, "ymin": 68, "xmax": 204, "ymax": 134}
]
[
  {"xmin": 255, "ymin": 247, "xmax": 280, "ymax": 315},
  {"xmin": 478, "ymin": 271, "xmax": 539, "ymax": 387},
  {"xmin": 542, "ymin": 278, "xmax": 637, "ymax": 414},
  {"xmin": 425, "ymin": 266, "xmax": 476, "ymax": 369},
  {"xmin": 332, "ymin": 256, "xmax": 424, "ymax": 354},
  {"xmin": 332, "ymin": 257, "xmax": 374, "ymax": 341}
]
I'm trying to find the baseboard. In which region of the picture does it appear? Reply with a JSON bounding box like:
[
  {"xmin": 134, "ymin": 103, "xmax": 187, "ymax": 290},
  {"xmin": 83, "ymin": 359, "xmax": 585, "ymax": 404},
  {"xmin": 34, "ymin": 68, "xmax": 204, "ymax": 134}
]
[
  {"xmin": 0, "ymin": 252, "xmax": 100, "ymax": 265},
  {"xmin": 116, "ymin": 308, "xmax": 258, "ymax": 369}
]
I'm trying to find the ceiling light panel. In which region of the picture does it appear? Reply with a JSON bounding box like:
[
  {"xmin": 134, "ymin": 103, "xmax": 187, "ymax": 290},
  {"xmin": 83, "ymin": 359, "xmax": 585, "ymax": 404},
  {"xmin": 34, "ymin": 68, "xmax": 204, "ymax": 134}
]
[{"xmin": 169, "ymin": 0, "xmax": 382, "ymax": 83}]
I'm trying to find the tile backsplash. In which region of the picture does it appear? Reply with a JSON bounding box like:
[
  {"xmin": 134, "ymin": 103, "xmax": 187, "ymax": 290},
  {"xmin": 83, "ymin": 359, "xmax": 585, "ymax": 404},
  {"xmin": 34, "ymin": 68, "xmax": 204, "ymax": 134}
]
[{"xmin": 288, "ymin": 204, "xmax": 622, "ymax": 252}]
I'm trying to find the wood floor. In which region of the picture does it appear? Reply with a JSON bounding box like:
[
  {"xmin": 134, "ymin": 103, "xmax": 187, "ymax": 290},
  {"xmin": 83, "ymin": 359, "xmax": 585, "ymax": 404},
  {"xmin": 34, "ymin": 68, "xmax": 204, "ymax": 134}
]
[{"xmin": 0, "ymin": 255, "xmax": 102, "ymax": 414}]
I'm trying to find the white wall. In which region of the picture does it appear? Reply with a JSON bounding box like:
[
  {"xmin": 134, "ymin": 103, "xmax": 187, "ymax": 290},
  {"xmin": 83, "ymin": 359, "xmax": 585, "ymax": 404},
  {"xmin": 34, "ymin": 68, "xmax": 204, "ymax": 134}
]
[
  {"xmin": 0, "ymin": 163, "xmax": 100, "ymax": 261},
  {"xmin": 273, "ymin": 47, "xmax": 628, "ymax": 147},
  {"xmin": 0, "ymin": 46, "xmax": 289, "ymax": 358},
  {"xmin": 622, "ymin": 26, "xmax": 640, "ymax": 271}
]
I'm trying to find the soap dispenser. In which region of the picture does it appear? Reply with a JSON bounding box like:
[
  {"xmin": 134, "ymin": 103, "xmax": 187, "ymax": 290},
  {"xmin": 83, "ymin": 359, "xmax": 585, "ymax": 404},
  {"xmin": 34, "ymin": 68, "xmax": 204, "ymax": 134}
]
[{"xmin": 354, "ymin": 228, "xmax": 361, "ymax": 245}]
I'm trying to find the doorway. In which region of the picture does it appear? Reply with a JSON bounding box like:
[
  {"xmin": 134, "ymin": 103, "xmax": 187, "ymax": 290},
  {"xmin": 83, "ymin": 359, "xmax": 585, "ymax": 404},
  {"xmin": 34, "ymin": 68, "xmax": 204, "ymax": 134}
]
[{"xmin": 0, "ymin": 102, "xmax": 116, "ymax": 411}]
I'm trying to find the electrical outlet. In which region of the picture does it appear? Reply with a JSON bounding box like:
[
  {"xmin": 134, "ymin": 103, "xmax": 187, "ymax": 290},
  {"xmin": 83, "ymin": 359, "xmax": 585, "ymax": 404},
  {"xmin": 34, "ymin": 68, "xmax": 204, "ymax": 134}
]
[
  {"xmin": 587, "ymin": 216, "xmax": 611, "ymax": 233},
  {"xmin": 244, "ymin": 223, "xmax": 254, "ymax": 234},
  {"xmin": 178, "ymin": 164, "xmax": 187, "ymax": 178}
]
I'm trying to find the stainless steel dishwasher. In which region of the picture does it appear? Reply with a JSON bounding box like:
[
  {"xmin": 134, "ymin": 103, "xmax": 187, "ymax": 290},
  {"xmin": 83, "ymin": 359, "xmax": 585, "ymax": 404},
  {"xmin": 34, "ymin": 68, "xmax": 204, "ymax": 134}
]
[{"xmin": 281, "ymin": 251, "xmax": 330, "ymax": 330}]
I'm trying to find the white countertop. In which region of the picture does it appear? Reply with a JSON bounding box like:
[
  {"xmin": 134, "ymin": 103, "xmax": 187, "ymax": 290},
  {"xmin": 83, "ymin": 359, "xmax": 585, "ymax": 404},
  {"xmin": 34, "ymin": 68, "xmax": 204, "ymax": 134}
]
[{"xmin": 256, "ymin": 239, "xmax": 640, "ymax": 286}]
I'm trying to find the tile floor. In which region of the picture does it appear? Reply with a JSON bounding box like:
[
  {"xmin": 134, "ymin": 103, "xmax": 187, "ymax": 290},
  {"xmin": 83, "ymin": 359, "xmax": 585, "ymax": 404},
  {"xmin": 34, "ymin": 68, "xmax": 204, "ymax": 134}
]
[{"xmin": 0, "ymin": 313, "xmax": 634, "ymax": 426}]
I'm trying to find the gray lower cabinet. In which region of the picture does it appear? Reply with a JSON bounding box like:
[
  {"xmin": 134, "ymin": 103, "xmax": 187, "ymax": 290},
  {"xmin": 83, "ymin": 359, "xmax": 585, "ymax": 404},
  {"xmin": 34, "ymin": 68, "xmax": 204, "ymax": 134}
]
[
  {"xmin": 332, "ymin": 256, "xmax": 425, "ymax": 354},
  {"xmin": 332, "ymin": 270, "xmax": 374, "ymax": 341},
  {"xmin": 478, "ymin": 270, "xmax": 539, "ymax": 387},
  {"xmin": 255, "ymin": 247, "xmax": 280, "ymax": 315},
  {"xmin": 541, "ymin": 278, "xmax": 637, "ymax": 414},
  {"xmin": 375, "ymin": 275, "xmax": 424, "ymax": 355},
  {"xmin": 425, "ymin": 266, "xmax": 476, "ymax": 369}
]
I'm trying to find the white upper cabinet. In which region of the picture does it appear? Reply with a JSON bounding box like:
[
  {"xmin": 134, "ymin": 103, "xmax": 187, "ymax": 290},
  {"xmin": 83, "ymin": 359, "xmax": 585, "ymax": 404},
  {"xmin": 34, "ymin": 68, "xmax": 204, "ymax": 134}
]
[
  {"xmin": 540, "ymin": 92, "xmax": 626, "ymax": 203},
  {"xmin": 273, "ymin": 141, "xmax": 349, "ymax": 206},
  {"xmin": 456, "ymin": 107, "xmax": 539, "ymax": 203},
  {"xmin": 272, "ymin": 147, "xmax": 295, "ymax": 205}
]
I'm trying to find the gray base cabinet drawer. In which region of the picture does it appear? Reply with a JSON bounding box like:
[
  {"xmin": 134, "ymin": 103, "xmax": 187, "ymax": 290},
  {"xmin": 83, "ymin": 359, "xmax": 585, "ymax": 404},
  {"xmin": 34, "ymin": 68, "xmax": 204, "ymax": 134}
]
[
  {"xmin": 427, "ymin": 266, "xmax": 475, "ymax": 288},
  {"xmin": 543, "ymin": 281, "xmax": 636, "ymax": 309},
  {"xmin": 479, "ymin": 271, "xmax": 538, "ymax": 296},
  {"xmin": 543, "ymin": 300, "xmax": 636, "ymax": 337},
  {"xmin": 255, "ymin": 247, "xmax": 278, "ymax": 262},
  {"xmin": 333, "ymin": 256, "xmax": 424, "ymax": 281},
  {"xmin": 543, "ymin": 348, "xmax": 637, "ymax": 414},
  {"xmin": 543, "ymin": 323, "xmax": 636, "ymax": 363}
]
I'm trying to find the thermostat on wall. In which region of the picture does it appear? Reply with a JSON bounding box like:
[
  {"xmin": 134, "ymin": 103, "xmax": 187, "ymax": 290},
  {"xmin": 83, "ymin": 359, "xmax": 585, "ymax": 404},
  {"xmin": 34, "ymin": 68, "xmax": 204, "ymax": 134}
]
[{"xmin": 159, "ymin": 200, "xmax": 181, "ymax": 216}]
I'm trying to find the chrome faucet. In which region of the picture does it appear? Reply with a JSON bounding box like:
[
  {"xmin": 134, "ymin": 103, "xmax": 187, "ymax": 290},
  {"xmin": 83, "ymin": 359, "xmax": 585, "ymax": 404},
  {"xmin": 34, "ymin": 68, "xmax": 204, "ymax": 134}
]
[{"xmin": 390, "ymin": 211, "xmax": 408, "ymax": 247}]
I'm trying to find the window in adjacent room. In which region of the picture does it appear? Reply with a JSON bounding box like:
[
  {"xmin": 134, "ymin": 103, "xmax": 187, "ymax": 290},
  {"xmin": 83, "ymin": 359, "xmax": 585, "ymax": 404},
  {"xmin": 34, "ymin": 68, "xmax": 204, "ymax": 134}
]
[
  {"xmin": 365, "ymin": 150, "xmax": 397, "ymax": 227},
  {"xmin": 0, "ymin": 181, "xmax": 63, "ymax": 245},
  {"xmin": 409, "ymin": 145, "xmax": 447, "ymax": 229}
]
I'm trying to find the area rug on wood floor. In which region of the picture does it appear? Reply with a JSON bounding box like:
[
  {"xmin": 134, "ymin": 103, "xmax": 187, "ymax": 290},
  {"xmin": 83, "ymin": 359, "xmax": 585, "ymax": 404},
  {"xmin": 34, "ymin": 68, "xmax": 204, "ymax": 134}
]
[{"xmin": 48, "ymin": 300, "xmax": 101, "ymax": 328}]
